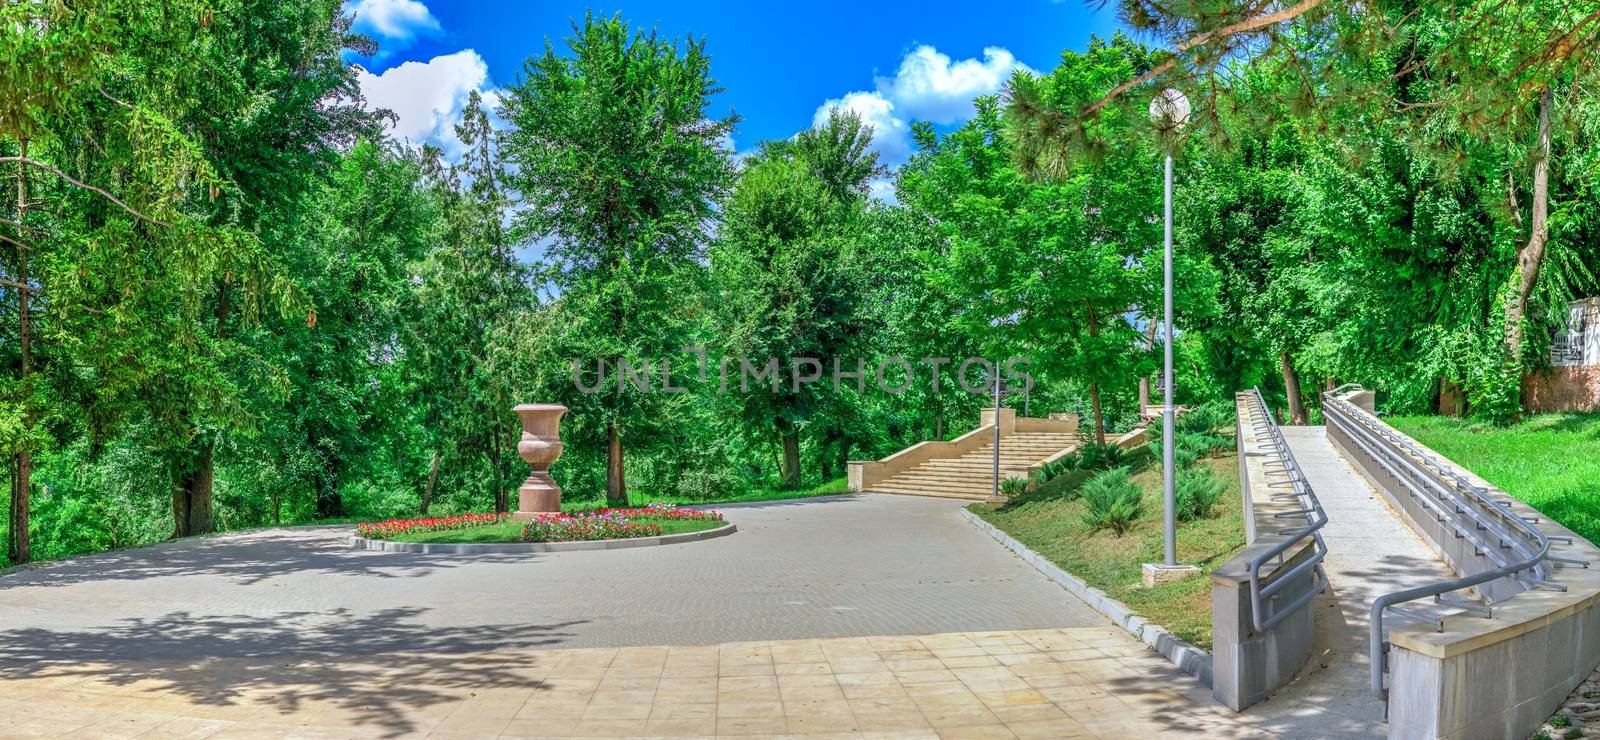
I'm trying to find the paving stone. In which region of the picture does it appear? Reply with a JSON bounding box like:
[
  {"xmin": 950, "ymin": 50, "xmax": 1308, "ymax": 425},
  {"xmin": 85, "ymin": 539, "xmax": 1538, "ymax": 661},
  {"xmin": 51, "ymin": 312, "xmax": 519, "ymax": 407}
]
[{"xmin": 0, "ymin": 493, "xmax": 1316, "ymax": 736}]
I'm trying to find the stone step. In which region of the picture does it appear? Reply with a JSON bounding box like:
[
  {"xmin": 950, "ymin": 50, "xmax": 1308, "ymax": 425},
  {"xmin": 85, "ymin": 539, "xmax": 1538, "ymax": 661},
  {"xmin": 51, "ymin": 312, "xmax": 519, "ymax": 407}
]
[
  {"xmin": 961, "ymin": 446, "xmax": 1068, "ymax": 455},
  {"xmin": 888, "ymin": 475, "xmax": 1022, "ymax": 488},
  {"xmin": 868, "ymin": 485, "xmax": 992, "ymax": 500},
  {"xmin": 953, "ymin": 448, "xmax": 1065, "ymax": 458},
  {"xmin": 875, "ymin": 477, "xmax": 999, "ymax": 489},
  {"xmin": 928, "ymin": 454, "xmax": 1049, "ymax": 464},
  {"xmin": 863, "ymin": 429, "xmax": 1080, "ymax": 500},
  {"xmin": 942, "ymin": 458, "xmax": 1057, "ymax": 468}
]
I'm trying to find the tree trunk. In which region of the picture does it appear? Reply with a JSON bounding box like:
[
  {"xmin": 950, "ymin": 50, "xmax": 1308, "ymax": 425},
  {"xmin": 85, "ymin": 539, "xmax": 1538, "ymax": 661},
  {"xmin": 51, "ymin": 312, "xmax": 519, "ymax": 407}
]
[
  {"xmin": 420, "ymin": 448, "xmax": 441, "ymax": 514},
  {"xmin": 1088, "ymin": 382, "xmax": 1106, "ymax": 446},
  {"xmin": 777, "ymin": 419, "xmax": 800, "ymax": 489},
  {"xmin": 8, "ymin": 453, "xmax": 27, "ymax": 564},
  {"xmin": 315, "ymin": 465, "xmax": 344, "ymax": 518},
  {"xmin": 8, "ymin": 138, "xmax": 30, "ymax": 564},
  {"xmin": 1280, "ymin": 351, "xmax": 1307, "ymax": 425},
  {"xmin": 1504, "ymin": 86, "xmax": 1554, "ymax": 365},
  {"xmin": 490, "ymin": 441, "xmax": 506, "ymax": 513},
  {"xmin": 606, "ymin": 423, "xmax": 627, "ymax": 506},
  {"xmin": 1085, "ymin": 300, "xmax": 1107, "ymax": 446},
  {"xmin": 173, "ymin": 449, "xmax": 215, "ymax": 538},
  {"xmin": 933, "ymin": 412, "xmax": 944, "ymax": 441}
]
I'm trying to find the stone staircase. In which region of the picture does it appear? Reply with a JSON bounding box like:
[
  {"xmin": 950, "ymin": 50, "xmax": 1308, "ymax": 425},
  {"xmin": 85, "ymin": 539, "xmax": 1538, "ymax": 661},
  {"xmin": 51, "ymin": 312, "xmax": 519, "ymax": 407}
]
[
  {"xmin": 848, "ymin": 408, "xmax": 1084, "ymax": 501},
  {"xmin": 867, "ymin": 431, "xmax": 1084, "ymax": 500}
]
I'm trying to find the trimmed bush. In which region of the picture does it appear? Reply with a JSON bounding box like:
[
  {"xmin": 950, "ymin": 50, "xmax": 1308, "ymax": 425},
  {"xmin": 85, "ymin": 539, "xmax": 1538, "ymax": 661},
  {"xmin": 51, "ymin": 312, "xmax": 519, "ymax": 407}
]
[
  {"xmin": 1074, "ymin": 442, "xmax": 1127, "ymax": 472},
  {"xmin": 1175, "ymin": 467, "xmax": 1225, "ymax": 521},
  {"xmin": 1033, "ymin": 456, "xmax": 1073, "ymax": 483},
  {"xmin": 1081, "ymin": 467, "xmax": 1144, "ymax": 535},
  {"xmin": 1176, "ymin": 399, "xmax": 1236, "ymax": 436}
]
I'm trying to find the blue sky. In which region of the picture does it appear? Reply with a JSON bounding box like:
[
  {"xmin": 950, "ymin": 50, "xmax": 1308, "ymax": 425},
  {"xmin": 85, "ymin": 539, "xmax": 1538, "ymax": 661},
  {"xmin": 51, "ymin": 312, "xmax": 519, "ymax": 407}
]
[{"xmin": 345, "ymin": 0, "xmax": 1129, "ymax": 173}]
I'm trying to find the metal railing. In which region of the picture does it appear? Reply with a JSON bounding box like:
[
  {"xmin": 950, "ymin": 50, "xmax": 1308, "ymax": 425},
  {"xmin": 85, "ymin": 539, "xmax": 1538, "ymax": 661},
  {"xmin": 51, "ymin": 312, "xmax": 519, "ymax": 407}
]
[
  {"xmin": 1238, "ymin": 388, "xmax": 1329, "ymax": 632},
  {"xmin": 1320, "ymin": 385, "xmax": 1588, "ymax": 701}
]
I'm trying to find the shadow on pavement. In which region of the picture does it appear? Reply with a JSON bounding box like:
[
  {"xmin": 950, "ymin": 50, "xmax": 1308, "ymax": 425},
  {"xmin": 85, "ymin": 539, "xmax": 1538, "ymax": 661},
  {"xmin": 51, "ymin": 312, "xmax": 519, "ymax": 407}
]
[
  {"xmin": 0, "ymin": 527, "xmax": 547, "ymax": 590},
  {"xmin": 0, "ymin": 606, "xmax": 585, "ymax": 736}
]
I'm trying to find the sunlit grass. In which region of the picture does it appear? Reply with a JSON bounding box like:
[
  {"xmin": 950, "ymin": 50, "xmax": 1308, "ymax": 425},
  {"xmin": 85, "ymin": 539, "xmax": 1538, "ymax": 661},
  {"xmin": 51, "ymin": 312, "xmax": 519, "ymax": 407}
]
[
  {"xmin": 563, "ymin": 476, "xmax": 850, "ymax": 510},
  {"xmin": 1388, "ymin": 413, "xmax": 1600, "ymax": 543},
  {"xmin": 970, "ymin": 454, "xmax": 1246, "ymax": 648}
]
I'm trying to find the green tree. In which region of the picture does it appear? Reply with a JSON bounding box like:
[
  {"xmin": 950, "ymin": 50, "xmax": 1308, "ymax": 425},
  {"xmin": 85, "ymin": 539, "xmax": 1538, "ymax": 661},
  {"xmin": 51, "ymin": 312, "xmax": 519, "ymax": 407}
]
[
  {"xmin": 0, "ymin": 0, "xmax": 257, "ymax": 559},
  {"xmin": 407, "ymin": 92, "xmax": 534, "ymax": 514},
  {"xmin": 500, "ymin": 12, "xmax": 736, "ymax": 504},
  {"xmin": 1036, "ymin": 2, "xmax": 1600, "ymax": 420}
]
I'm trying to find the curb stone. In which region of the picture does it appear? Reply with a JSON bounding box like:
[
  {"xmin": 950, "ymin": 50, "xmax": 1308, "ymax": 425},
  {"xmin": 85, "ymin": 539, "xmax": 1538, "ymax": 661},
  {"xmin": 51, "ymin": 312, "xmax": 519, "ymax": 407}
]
[
  {"xmin": 960, "ymin": 508, "xmax": 1213, "ymax": 687},
  {"xmin": 350, "ymin": 521, "xmax": 737, "ymax": 554}
]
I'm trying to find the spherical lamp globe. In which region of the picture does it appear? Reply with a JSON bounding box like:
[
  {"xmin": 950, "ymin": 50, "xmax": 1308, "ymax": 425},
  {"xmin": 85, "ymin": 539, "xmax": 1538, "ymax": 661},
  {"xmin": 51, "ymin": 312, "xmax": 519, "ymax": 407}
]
[{"xmin": 1148, "ymin": 88, "xmax": 1191, "ymax": 131}]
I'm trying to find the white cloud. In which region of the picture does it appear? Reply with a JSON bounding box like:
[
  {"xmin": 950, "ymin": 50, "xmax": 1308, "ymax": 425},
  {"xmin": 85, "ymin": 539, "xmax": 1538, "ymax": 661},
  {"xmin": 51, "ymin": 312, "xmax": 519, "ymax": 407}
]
[
  {"xmin": 810, "ymin": 45, "xmax": 1032, "ymax": 168},
  {"xmin": 876, "ymin": 46, "xmax": 1031, "ymax": 125},
  {"xmin": 356, "ymin": 50, "xmax": 490, "ymax": 157},
  {"xmin": 346, "ymin": 0, "xmax": 441, "ymax": 42}
]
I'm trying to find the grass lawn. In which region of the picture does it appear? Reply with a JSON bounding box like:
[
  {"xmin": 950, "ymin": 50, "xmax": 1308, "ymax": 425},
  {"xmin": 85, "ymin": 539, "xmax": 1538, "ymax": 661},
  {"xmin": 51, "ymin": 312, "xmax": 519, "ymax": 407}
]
[
  {"xmin": 385, "ymin": 515, "xmax": 726, "ymax": 544},
  {"xmin": 1389, "ymin": 412, "xmax": 1600, "ymax": 543},
  {"xmin": 563, "ymin": 476, "xmax": 850, "ymax": 510},
  {"xmin": 969, "ymin": 453, "xmax": 1246, "ymax": 648}
]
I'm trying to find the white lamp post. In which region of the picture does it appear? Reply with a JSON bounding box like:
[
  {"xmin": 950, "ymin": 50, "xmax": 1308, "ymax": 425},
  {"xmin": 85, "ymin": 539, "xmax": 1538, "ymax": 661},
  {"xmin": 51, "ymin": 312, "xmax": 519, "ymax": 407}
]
[{"xmin": 1150, "ymin": 89, "xmax": 1188, "ymax": 572}]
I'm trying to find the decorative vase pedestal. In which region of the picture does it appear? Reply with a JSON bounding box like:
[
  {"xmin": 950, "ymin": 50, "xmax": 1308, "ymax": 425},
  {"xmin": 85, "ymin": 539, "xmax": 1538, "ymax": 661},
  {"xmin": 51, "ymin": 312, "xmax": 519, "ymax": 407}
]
[{"xmin": 513, "ymin": 404, "xmax": 568, "ymax": 519}]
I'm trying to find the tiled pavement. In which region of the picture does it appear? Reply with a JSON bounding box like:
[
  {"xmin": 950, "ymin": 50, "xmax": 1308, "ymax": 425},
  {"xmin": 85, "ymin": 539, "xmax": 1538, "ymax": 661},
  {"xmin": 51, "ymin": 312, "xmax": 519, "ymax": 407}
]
[
  {"xmin": 0, "ymin": 493, "xmax": 1284, "ymax": 737},
  {"xmin": 0, "ymin": 495, "xmax": 1106, "ymax": 649},
  {"xmin": 0, "ymin": 627, "xmax": 1268, "ymax": 738}
]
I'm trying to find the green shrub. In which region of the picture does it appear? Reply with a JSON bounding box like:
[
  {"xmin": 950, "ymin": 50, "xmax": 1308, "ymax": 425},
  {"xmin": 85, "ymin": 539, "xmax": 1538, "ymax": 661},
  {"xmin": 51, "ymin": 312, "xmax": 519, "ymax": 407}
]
[
  {"xmin": 1000, "ymin": 476, "xmax": 1029, "ymax": 497},
  {"xmin": 1033, "ymin": 456, "xmax": 1073, "ymax": 482},
  {"xmin": 1176, "ymin": 399, "xmax": 1236, "ymax": 436},
  {"xmin": 1175, "ymin": 467, "xmax": 1225, "ymax": 521},
  {"xmin": 1146, "ymin": 425, "xmax": 1230, "ymax": 471},
  {"xmin": 1081, "ymin": 467, "xmax": 1144, "ymax": 535},
  {"xmin": 1075, "ymin": 443, "xmax": 1127, "ymax": 471},
  {"xmin": 1179, "ymin": 429, "xmax": 1229, "ymax": 455}
]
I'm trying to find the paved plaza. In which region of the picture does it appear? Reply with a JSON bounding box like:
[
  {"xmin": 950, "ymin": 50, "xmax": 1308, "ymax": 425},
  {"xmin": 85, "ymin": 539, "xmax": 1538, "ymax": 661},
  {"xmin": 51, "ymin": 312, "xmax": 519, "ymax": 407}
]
[
  {"xmin": 0, "ymin": 493, "xmax": 1272, "ymax": 737},
  {"xmin": 0, "ymin": 495, "xmax": 1105, "ymax": 648}
]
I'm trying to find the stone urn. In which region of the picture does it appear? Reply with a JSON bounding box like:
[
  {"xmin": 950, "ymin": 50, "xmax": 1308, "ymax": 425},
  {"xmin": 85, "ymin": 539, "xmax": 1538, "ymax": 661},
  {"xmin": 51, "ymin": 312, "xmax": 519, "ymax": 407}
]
[{"xmin": 513, "ymin": 404, "xmax": 568, "ymax": 518}]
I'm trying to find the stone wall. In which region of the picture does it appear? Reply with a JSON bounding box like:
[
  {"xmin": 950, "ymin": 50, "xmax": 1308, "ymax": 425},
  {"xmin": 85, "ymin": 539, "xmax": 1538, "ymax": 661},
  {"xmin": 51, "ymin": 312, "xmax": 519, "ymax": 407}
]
[
  {"xmin": 1210, "ymin": 392, "xmax": 1320, "ymax": 711},
  {"xmin": 1525, "ymin": 298, "xmax": 1600, "ymax": 413},
  {"xmin": 1326, "ymin": 389, "xmax": 1600, "ymax": 739},
  {"xmin": 1523, "ymin": 365, "xmax": 1600, "ymax": 414}
]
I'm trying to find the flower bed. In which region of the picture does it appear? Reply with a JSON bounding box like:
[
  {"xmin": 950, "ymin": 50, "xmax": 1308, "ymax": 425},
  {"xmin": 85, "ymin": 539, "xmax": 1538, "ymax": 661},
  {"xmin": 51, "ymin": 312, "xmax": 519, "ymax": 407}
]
[
  {"xmin": 520, "ymin": 507, "xmax": 724, "ymax": 542},
  {"xmin": 353, "ymin": 506, "xmax": 725, "ymax": 544},
  {"xmin": 355, "ymin": 512, "xmax": 510, "ymax": 539}
]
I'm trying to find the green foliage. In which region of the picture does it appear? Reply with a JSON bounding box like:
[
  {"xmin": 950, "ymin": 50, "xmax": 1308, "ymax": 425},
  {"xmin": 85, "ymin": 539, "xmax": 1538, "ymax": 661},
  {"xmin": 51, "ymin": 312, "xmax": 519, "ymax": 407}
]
[
  {"xmin": 1176, "ymin": 401, "xmax": 1236, "ymax": 437},
  {"xmin": 499, "ymin": 11, "xmax": 737, "ymax": 504},
  {"xmin": 4, "ymin": 5, "xmax": 1600, "ymax": 570},
  {"xmin": 1032, "ymin": 456, "xmax": 1074, "ymax": 484},
  {"xmin": 1081, "ymin": 467, "xmax": 1144, "ymax": 535},
  {"xmin": 1000, "ymin": 476, "xmax": 1029, "ymax": 497},
  {"xmin": 1390, "ymin": 413, "xmax": 1600, "ymax": 544},
  {"xmin": 1175, "ymin": 467, "xmax": 1224, "ymax": 522},
  {"xmin": 1073, "ymin": 443, "xmax": 1128, "ymax": 472}
]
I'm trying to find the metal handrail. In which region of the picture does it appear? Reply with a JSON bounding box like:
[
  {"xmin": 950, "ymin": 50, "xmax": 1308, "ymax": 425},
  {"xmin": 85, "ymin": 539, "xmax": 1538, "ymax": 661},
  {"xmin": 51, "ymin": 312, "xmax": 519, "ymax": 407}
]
[
  {"xmin": 1321, "ymin": 386, "xmax": 1578, "ymax": 702},
  {"xmin": 1238, "ymin": 388, "xmax": 1329, "ymax": 632}
]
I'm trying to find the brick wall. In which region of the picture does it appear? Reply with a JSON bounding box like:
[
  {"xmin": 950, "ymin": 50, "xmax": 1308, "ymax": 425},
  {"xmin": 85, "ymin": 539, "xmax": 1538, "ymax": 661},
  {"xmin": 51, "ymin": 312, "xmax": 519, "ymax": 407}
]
[{"xmin": 1523, "ymin": 365, "xmax": 1600, "ymax": 414}]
